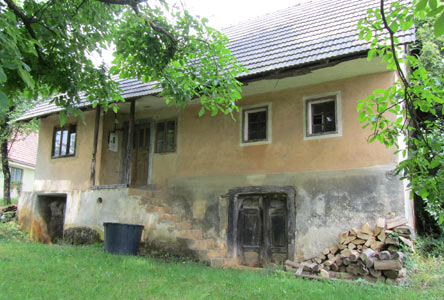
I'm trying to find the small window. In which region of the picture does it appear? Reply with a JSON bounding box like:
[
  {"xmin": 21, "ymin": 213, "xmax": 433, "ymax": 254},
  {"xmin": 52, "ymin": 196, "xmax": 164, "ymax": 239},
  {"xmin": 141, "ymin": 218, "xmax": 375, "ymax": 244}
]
[
  {"xmin": 10, "ymin": 167, "xmax": 23, "ymax": 183},
  {"xmin": 155, "ymin": 120, "xmax": 176, "ymax": 153},
  {"xmin": 306, "ymin": 96, "xmax": 338, "ymax": 137},
  {"xmin": 52, "ymin": 124, "xmax": 76, "ymax": 158},
  {"xmin": 242, "ymin": 106, "xmax": 269, "ymax": 143}
]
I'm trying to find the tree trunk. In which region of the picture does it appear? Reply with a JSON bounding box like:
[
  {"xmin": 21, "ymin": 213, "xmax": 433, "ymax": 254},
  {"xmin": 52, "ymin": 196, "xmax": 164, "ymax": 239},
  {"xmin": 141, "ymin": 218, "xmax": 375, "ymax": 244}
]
[
  {"xmin": 0, "ymin": 110, "xmax": 12, "ymax": 205},
  {"xmin": 1, "ymin": 131, "xmax": 11, "ymax": 205}
]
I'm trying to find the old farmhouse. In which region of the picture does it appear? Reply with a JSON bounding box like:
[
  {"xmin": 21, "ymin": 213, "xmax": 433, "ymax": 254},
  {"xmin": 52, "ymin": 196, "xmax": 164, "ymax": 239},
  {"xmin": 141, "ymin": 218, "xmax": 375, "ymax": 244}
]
[{"xmin": 17, "ymin": 0, "xmax": 415, "ymax": 267}]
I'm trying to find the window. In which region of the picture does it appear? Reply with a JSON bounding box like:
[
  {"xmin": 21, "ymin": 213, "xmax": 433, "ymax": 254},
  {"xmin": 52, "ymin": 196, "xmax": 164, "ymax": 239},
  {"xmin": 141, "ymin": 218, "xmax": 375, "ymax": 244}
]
[
  {"xmin": 155, "ymin": 120, "xmax": 176, "ymax": 153},
  {"xmin": 52, "ymin": 124, "xmax": 77, "ymax": 158},
  {"xmin": 305, "ymin": 93, "xmax": 341, "ymax": 139},
  {"xmin": 10, "ymin": 167, "xmax": 23, "ymax": 183},
  {"xmin": 242, "ymin": 105, "xmax": 271, "ymax": 144}
]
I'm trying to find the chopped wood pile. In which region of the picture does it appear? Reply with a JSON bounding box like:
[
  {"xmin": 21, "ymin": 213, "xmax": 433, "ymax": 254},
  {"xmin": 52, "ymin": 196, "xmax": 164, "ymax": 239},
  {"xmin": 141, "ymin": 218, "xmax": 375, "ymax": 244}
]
[
  {"xmin": 0, "ymin": 204, "xmax": 17, "ymax": 222},
  {"xmin": 285, "ymin": 217, "xmax": 414, "ymax": 284}
]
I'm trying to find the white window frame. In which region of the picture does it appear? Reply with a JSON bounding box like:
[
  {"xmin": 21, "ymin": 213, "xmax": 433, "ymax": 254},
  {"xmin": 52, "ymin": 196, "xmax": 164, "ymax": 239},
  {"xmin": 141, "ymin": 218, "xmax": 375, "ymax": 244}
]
[
  {"xmin": 240, "ymin": 103, "xmax": 272, "ymax": 146},
  {"xmin": 303, "ymin": 91, "xmax": 342, "ymax": 140}
]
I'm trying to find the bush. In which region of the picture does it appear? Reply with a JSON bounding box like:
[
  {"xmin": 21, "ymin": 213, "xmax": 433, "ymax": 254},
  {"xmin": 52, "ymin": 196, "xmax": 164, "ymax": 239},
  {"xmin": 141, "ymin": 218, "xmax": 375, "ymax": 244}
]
[{"xmin": 415, "ymin": 235, "xmax": 444, "ymax": 258}]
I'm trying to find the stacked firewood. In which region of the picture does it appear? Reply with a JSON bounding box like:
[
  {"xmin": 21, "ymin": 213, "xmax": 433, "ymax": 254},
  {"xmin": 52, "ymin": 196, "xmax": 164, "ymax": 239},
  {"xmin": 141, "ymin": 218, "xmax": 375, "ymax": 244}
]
[{"xmin": 285, "ymin": 217, "xmax": 414, "ymax": 283}]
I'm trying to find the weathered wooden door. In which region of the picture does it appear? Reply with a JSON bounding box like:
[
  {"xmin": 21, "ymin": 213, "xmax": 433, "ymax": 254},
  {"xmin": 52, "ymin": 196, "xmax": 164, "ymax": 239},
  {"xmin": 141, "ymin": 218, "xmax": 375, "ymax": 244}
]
[
  {"xmin": 130, "ymin": 124, "xmax": 150, "ymax": 186},
  {"xmin": 237, "ymin": 194, "xmax": 288, "ymax": 266}
]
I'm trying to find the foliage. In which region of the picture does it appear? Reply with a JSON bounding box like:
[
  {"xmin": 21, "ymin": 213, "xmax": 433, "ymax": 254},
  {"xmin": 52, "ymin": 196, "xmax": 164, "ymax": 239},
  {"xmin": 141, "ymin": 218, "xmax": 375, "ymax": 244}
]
[
  {"xmin": 0, "ymin": 0, "xmax": 244, "ymax": 123},
  {"xmin": 414, "ymin": 234, "xmax": 444, "ymax": 257},
  {"xmin": 1, "ymin": 240, "xmax": 443, "ymax": 299},
  {"xmin": 0, "ymin": 220, "xmax": 28, "ymax": 241},
  {"xmin": 357, "ymin": 0, "xmax": 444, "ymax": 226},
  {"xmin": 0, "ymin": 0, "xmax": 244, "ymax": 203}
]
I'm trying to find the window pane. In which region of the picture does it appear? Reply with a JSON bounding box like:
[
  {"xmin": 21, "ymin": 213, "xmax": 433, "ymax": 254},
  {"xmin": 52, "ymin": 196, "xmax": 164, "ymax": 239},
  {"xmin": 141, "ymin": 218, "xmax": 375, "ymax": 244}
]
[
  {"xmin": 60, "ymin": 130, "xmax": 68, "ymax": 156},
  {"xmin": 247, "ymin": 110, "xmax": 267, "ymax": 141},
  {"xmin": 311, "ymin": 100, "xmax": 336, "ymax": 134},
  {"xmin": 69, "ymin": 130, "xmax": 76, "ymax": 155},
  {"xmin": 156, "ymin": 123, "xmax": 165, "ymax": 152},
  {"xmin": 166, "ymin": 121, "xmax": 175, "ymax": 151},
  {"xmin": 53, "ymin": 130, "xmax": 61, "ymax": 157}
]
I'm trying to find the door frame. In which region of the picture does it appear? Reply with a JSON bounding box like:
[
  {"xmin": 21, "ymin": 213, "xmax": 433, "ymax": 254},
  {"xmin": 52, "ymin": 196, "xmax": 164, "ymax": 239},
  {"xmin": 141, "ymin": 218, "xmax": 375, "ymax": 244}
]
[
  {"xmin": 121, "ymin": 118, "xmax": 155, "ymax": 186},
  {"xmin": 225, "ymin": 186, "xmax": 296, "ymax": 262}
]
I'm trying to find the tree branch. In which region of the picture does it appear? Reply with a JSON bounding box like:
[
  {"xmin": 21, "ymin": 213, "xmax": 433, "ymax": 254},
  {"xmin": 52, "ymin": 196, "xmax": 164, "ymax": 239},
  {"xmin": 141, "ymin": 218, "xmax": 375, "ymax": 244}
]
[{"xmin": 3, "ymin": 0, "xmax": 46, "ymax": 65}]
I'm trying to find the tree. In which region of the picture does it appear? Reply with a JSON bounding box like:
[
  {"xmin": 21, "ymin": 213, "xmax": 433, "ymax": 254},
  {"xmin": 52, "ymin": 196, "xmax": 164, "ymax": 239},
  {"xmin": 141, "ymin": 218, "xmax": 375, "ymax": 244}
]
[
  {"xmin": 0, "ymin": 0, "xmax": 245, "ymax": 202},
  {"xmin": 357, "ymin": 0, "xmax": 444, "ymax": 230},
  {"xmin": 0, "ymin": 100, "xmax": 38, "ymax": 205}
]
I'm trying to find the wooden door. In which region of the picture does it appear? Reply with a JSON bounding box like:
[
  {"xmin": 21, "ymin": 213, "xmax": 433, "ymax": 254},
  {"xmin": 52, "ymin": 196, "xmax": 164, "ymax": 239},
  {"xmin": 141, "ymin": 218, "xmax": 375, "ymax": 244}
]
[
  {"xmin": 265, "ymin": 195, "xmax": 288, "ymax": 264},
  {"xmin": 237, "ymin": 194, "xmax": 288, "ymax": 266},
  {"xmin": 130, "ymin": 124, "xmax": 150, "ymax": 186},
  {"xmin": 238, "ymin": 196, "xmax": 263, "ymax": 266}
]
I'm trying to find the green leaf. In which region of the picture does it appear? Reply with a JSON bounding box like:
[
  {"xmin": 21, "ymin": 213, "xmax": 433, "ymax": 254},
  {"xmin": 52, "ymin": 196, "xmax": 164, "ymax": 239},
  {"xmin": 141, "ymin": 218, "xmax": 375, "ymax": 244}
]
[
  {"xmin": 416, "ymin": 0, "xmax": 428, "ymax": 11},
  {"xmin": 198, "ymin": 106, "xmax": 205, "ymax": 117},
  {"xmin": 428, "ymin": 0, "xmax": 438, "ymax": 9},
  {"xmin": 0, "ymin": 67, "xmax": 6, "ymax": 82},
  {"xmin": 0, "ymin": 90, "xmax": 8, "ymax": 109},
  {"xmin": 434, "ymin": 12, "xmax": 444, "ymax": 36}
]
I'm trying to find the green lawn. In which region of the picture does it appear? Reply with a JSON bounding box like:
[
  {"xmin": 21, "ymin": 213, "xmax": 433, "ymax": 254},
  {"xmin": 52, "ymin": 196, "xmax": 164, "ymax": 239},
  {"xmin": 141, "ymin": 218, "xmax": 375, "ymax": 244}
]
[{"xmin": 0, "ymin": 223, "xmax": 443, "ymax": 300}]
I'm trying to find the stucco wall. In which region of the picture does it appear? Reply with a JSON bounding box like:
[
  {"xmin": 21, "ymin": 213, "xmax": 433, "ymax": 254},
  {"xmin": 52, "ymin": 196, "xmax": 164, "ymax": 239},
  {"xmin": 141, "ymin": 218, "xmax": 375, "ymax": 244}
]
[
  {"xmin": 0, "ymin": 163, "xmax": 34, "ymax": 199},
  {"xmin": 34, "ymin": 111, "xmax": 96, "ymax": 192}
]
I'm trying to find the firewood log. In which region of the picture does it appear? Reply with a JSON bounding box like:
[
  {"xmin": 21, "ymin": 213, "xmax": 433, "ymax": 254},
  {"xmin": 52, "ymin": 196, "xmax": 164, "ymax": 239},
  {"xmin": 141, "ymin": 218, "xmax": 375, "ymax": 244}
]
[{"xmin": 374, "ymin": 259, "xmax": 402, "ymax": 271}]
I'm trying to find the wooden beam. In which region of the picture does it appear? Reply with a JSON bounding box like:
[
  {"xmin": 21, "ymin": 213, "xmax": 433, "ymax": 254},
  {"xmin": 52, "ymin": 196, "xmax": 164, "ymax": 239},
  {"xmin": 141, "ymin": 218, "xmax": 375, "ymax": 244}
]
[
  {"xmin": 90, "ymin": 106, "xmax": 101, "ymax": 186},
  {"xmin": 124, "ymin": 99, "xmax": 135, "ymax": 185}
]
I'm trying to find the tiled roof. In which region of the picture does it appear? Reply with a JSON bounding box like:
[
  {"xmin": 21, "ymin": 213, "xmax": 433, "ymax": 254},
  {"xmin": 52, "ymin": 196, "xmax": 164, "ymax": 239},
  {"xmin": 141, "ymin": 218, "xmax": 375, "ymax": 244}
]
[
  {"xmin": 17, "ymin": 0, "xmax": 414, "ymax": 121},
  {"xmin": 8, "ymin": 132, "xmax": 38, "ymax": 167}
]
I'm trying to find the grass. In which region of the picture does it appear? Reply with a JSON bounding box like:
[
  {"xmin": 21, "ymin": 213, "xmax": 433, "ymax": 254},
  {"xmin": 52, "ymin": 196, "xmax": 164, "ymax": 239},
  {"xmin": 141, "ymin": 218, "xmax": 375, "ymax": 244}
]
[{"xmin": 0, "ymin": 222, "xmax": 443, "ymax": 300}]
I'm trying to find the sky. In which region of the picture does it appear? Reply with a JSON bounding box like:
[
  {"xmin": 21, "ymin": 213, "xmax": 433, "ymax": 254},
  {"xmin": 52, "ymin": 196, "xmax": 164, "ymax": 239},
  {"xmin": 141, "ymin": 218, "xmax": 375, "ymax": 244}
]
[
  {"xmin": 93, "ymin": 0, "xmax": 306, "ymax": 65},
  {"xmin": 179, "ymin": 0, "xmax": 305, "ymax": 29}
]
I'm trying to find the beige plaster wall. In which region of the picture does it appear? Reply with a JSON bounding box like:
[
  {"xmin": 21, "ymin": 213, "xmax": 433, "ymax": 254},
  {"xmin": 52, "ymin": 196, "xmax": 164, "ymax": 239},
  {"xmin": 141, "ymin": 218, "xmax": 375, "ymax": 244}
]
[
  {"xmin": 175, "ymin": 71, "xmax": 396, "ymax": 179},
  {"xmin": 34, "ymin": 111, "xmax": 96, "ymax": 192},
  {"xmin": 34, "ymin": 71, "xmax": 397, "ymax": 192}
]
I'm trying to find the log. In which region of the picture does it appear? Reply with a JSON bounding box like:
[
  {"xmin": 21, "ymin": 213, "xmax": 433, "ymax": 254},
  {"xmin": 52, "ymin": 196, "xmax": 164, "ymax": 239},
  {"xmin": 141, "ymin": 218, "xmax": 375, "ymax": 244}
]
[
  {"xmin": 386, "ymin": 217, "xmax": 408, "ymax": 229},
  {"xmin": 352, "ymin": 239, "xmax": 366, "ymax": 245},
  {"xmin": 339, "ymin": 265, "xmax": 347, "ymax": 273},
  {"xmin": 338, "ymin": 244, "xmax": 347, "ymax": 250},
  {"xmin": 385, "ymin": 237, "xmax": 398, "ymax": 245},
  {"xmin": 327, "ymin": 254, "xmax": 335, "ymax": 261},
  {"xmin": 329, "ymin": 245, "xmax": 339, "ymax": 255},
  {"xmin": 357, "ymin": 232, "xmax": 373, "ymax": 241},
  {"xmin": 383, "ymin": 270, "xmax": 400, "ymax": 279},
  {"xmin": 377, "ymin": 230, "xmax": 386, "ymax": 242},
  {"xmin": 330, "ymin": 263, "xmax": 339, "ymax": 272},
  {"xmin": 342, "ymin": 258, "xmax": 350, "ymax": 266},
  {"xmin": 349, "ymin": 228, "xmax": 359, "ymax": 236},
  {"xmin": 360, "ymin": 222, "xmax": 373, "ymax": 236},
  {"xmin": 399, "ymin": 236, "xmax": 414, "ymax": 249},
  {"xmin": 319, "ymin": 269, "xmax": 329, "ymax": 278},
  {"xmin": 285, "ymin": 260, "xmax": 318, "ymax": 273},
  {"xmin": 328, "ymin": 271, "xmax": 357, "ymax": 280},
  {"xmin": 365, "ymin": 257, "xmax": 375, "ymax": 269},
  {"xmin": 374, "ymin": 259, "xmax": 402, "ymax": 271},
  {"xmin": 391, "ymin": 252, "xmax": 405, "ymax": 262},
  {"xmin": 349, "ymin": 252, "xmax": 360, "ymax": 263},
  {"xmin": 341, "ymin": 249, "xmax": 352, "ymax": 257},
  {"xmin": 348, "ymin": 243, "xmax": 356, "ymax": 250},
  {"xmin": 375, "ymin": 218, "xmax": 386, "ymax": 236},
  {"xmin": 379, "ymin": 251, "xmax": 392, "ymax": 260},
  {"xmin": 360, "ymin": 248, "xmax": 376, "ymax": 261},
  {"xmin": 344, "ymin": 235, "xmax": 357, "ymax": 245},
  {"xmin": 346, "ymin": 262, "xmax": 368, "ymax": 276},
  {"xmin": 370, "ymin": 240, "xmax": 384, "ymax": 251},
  {"xmin": 338, "ymin": 231, "xmax": 349, "ymax": 244},
  {"xmin": 322, "ymin": 248, "xmax": 330, "ymax": 255},
  {"xmin": 369, "ymin": 268, "xmax": 382, "ymax": 278},
  {"xmin": 295, "ymin": 267, "xmax": 304, "ymax": 275}
]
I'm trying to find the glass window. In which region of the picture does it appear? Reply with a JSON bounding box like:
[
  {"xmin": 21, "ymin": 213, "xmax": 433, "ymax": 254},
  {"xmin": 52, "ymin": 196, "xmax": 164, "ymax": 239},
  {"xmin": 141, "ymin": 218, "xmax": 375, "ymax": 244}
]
[
  {"xmin": 10, "ymin": 167, "xmax": 23, "ymax": 183},
  {"xmin": 306, "ymin": 96, "xmax": 337, "ymax": 136},
  {"xmin": 243, "ymin": 107, "xmax": 268, "ymax": 143},
  {"xmin": 52, "ymin": 124, "xmax": 77, "ymax": 158},
  {"xmin": 155, "ymin": 120, "xmax": 176, "ymax": 153}
]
